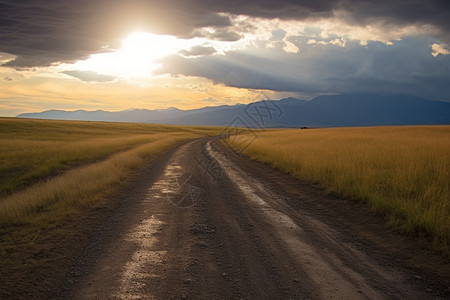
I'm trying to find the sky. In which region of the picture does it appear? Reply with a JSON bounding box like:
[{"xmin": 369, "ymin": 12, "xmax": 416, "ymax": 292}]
[{"xmin": 0, "ymin": 0, "xmax": 449, "ymax": 116}]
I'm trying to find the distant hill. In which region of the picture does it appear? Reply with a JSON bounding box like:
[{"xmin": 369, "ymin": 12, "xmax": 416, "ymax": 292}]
[{"xmin": 17, "ymin": 94, "xmax": 450, "ymax": 127}]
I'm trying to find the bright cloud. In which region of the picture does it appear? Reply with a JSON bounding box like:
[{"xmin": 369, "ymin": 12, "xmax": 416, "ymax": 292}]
[
  {"xmin": 431, "ymin": 43, "xmax": 450, "ymax": 57},
  {"xmin": 62, "ymin": 32, "xmax": 204, "ymax": 81}
]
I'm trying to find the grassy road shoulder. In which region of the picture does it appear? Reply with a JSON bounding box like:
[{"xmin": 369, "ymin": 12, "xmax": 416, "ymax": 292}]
[{"xmin": 228, "ymin": 126, "xmax": 450, "ymax": 256}]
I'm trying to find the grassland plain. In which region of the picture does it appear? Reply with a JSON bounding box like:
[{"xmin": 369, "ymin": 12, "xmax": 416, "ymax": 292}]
[
  {"xmin": 228, "ymin": 126, "xmax": 450, "ymax": 255},
  {"xmin": 0, "ymin": 117, "xmax": 218, "ymax": 197},
  {"xmin": 0, "ymin": 118, "xmax": 221, "ymax": 269}
]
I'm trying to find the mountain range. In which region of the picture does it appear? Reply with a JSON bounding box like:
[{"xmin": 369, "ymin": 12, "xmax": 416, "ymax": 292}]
[{"xmin": 16, "ymin": 94, "xmax": 450, "ymax": 127}]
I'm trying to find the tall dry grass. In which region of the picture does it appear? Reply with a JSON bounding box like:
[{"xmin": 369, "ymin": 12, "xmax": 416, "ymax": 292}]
[
  {"xmin": 229, "ymin": 126, "xmax": 450, "ymax": 254},
  {"xmin": 0, "ymin": 133, "xmax": 192, "ymax": 226},
  {"xmin": 0, "ymin": 118, "xmax": 220, "ymax": 195}
]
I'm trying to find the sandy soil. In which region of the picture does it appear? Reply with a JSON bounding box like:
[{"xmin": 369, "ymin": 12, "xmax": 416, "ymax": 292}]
[{"xmin": 2, "ymin": 137, "xmax": 448, "ymax": 299}]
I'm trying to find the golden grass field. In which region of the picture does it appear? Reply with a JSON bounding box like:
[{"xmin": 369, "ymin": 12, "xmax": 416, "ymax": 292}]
[
  {"xmin": 228, "ymin": 126, "xmax": 450, "ymax": 254},
  {"xmin": 0, "ymin": 118, "xmax": 220, "ymax": 226}
]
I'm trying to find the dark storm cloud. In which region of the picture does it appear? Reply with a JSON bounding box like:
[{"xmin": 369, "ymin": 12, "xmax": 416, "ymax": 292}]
[
  {"xmin": 157, "ymin": 37, "xmax": 450, "ymax": 100},
  {"xmin": 157, "ymin": 52, "xmax": 301, "ymax": 91},
  {"xmin": 335, "ymin": 0, "xmax": 450, "ymax": 36},
  {"xmin": 61, "ymin": 70, "xmax": 116, "ymax": 82},
  {"xmin": 0, "ymin": 0, "xmax": 449, "ymax": 67},
  {"xmin": 0, "ymin": 0, "xmax": 123, "ymax": 67}
]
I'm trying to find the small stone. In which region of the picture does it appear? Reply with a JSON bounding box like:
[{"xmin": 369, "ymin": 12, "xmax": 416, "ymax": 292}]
[
  {"xmin": 183, "ymin": 278, "xmax": 192, "ymax": 284},
  {"xmin": 414, "ymin": 275, "xmax": 422, "ymax": 280},
  {"xmin": 222, "ymin": 272, "xmax": 227, "ymax": 277}
]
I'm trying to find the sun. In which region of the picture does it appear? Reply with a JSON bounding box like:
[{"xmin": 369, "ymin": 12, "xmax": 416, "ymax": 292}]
[
  {"xmin": 69, "ymin": 31, "xmax": 196, "ymax": 80},
  {"xmin": 117, "ymin": 32, "xmax": 182, "ymax": 77}
]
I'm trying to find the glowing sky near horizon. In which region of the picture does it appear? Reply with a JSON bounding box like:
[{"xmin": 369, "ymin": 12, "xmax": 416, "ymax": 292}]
[{"xmin": 0, "ymin": 0, "xmax": 449, "ymax": 116}]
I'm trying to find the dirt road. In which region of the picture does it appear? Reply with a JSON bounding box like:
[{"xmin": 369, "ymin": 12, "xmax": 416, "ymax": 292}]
[{"xmin": 60, "ymin": 137, "xmax": 448, "ymax": 299}]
